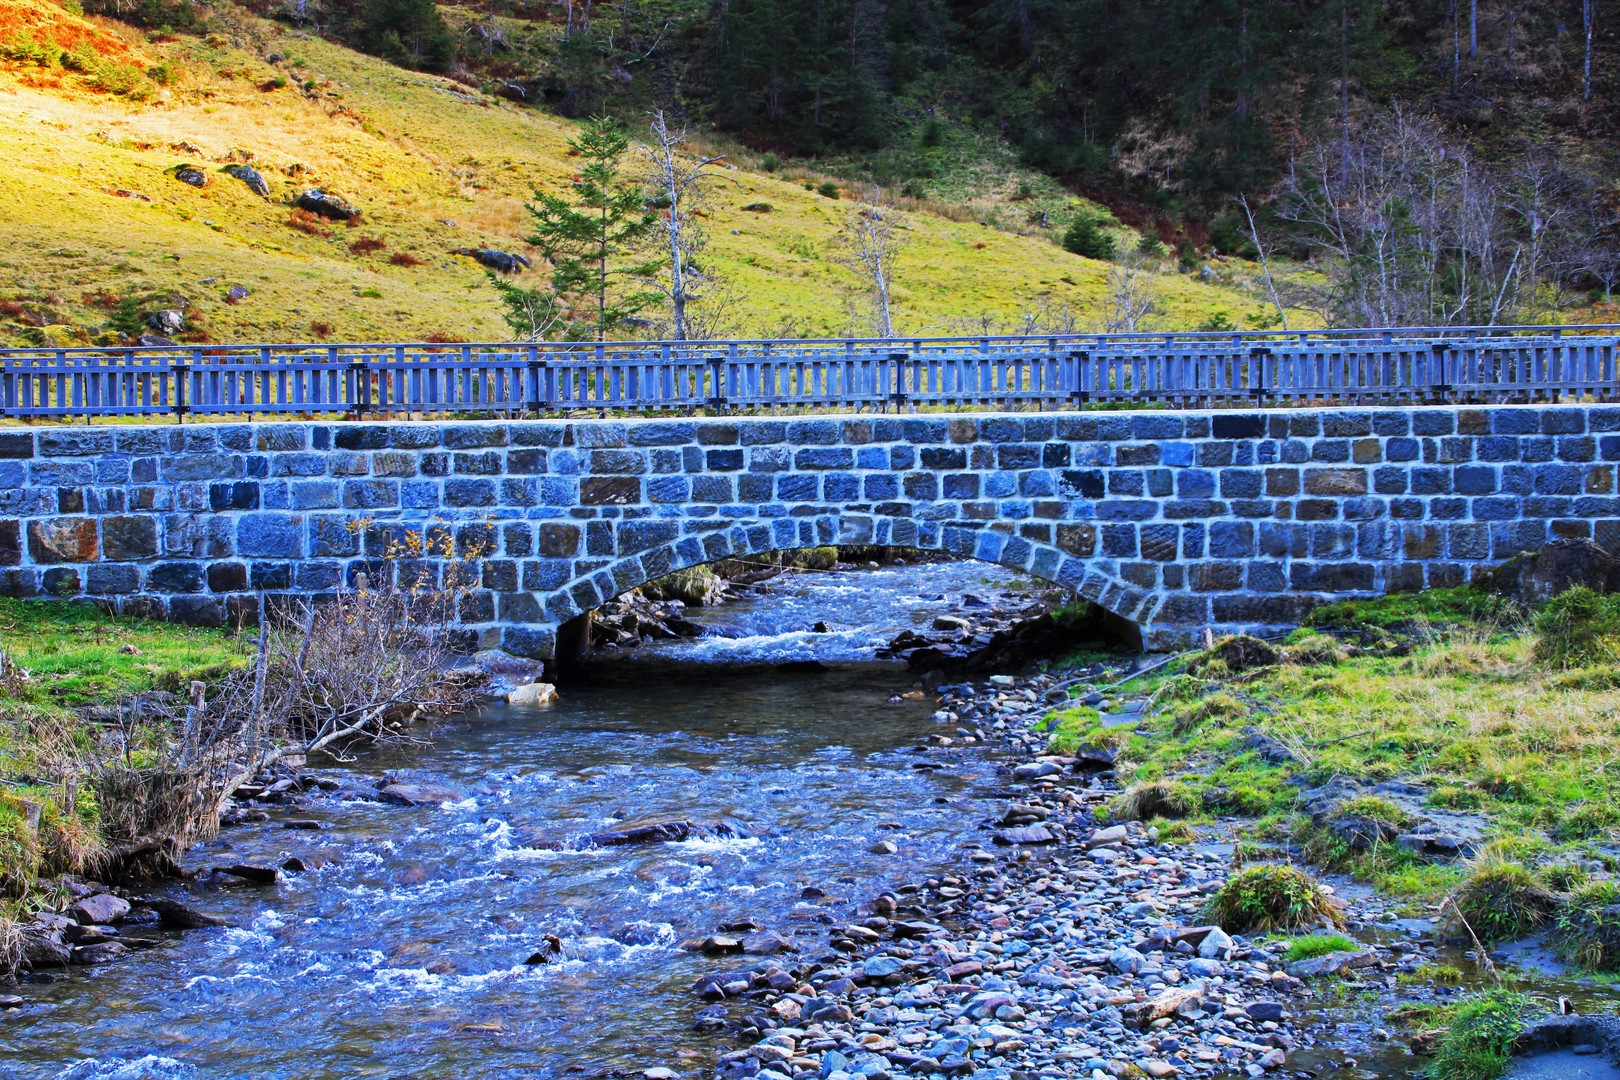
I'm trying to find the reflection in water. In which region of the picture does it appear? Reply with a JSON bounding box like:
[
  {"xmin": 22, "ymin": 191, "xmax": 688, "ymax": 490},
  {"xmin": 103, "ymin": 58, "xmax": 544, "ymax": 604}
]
[{"xmin": 5, "ymin": 563, "xmax": 1026, "ymax": 1080}]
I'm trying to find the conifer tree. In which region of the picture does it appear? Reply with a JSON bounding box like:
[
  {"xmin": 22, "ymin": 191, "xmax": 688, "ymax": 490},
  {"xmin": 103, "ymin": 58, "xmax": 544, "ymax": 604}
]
[{"xmin": 524, "ymin": 117, "xmax": 660, "ymax": 340}]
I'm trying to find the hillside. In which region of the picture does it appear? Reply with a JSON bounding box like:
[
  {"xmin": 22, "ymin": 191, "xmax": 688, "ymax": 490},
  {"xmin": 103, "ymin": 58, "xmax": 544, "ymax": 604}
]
[{"xmin": 0, "ymin": 0, "xmax": 1291, "ymax": 348}]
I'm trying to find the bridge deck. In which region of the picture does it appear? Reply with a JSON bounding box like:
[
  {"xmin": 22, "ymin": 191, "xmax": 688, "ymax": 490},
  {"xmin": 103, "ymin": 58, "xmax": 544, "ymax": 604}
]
[{"xmin": 1, "ymin": 327, "xmax": 1616, "ymax": 419}]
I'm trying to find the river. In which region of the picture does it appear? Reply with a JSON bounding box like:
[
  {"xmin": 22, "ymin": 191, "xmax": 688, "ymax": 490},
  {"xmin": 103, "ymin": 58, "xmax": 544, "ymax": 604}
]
[{"xmin": 5, "ymin": 561, "xmax": 1036, "ymax": 1080}]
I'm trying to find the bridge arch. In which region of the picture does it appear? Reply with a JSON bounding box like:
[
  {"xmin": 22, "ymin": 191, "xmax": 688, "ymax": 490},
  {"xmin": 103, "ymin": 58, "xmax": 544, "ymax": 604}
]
[{"xmin": 499, "ymin": 512, "xmax": 1153, "ymax": 661}]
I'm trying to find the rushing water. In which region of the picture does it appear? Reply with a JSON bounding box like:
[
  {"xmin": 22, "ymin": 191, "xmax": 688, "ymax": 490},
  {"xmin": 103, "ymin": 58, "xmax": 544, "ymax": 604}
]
[{"xmin": 4, "ymin": 562, "xmax": 1031, "ymax": 1080}]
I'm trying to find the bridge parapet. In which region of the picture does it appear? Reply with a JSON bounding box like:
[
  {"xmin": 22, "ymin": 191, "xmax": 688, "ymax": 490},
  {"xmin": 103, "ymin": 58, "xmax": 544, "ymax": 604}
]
[{"xmin": 3, "ymin": 405, "xmax": 1614, "ymax": 655}]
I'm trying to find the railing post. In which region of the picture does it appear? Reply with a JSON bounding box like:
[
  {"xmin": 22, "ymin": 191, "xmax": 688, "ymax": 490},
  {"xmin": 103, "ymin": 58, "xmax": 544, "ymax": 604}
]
[
  {"xmin": 526, "ymin": 345, "xmax": 544, "ymax": 415},
  {"xmin": 1249, "ymin": 346, "xmax": 1270, "ymax": 403},
  {"xmin": 350, "ymin": 356, "xmax": 370, "ymax": 418},
  {"xmin": 1430, "ymin": 341, "xmax": 1452, "ymax": 402},
  {"xmin": 888, "ymin": 352, "xmax": 909, "ymax": 412},
  {"xmin": 1068, "ymin": 351, "xmax": 1090, "ymax": 408},
  {"xmin": 171, "ymin": 356, "xmax": 189, "ymax": 424},
  {"xmin": 707, "ymin": 355, "xmax": 727, "ymax": 412}
]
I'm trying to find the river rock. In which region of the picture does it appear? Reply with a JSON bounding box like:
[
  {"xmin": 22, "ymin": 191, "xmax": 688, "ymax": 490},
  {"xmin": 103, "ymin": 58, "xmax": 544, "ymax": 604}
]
[
  {"xmin": 71, "ymin": 941, "xmax": 130, "ymax": 965},
  {"xmin": 1012, "ymin": 761, "xmax": 1060, "ymax": 781},
  {"xmin": 587, "ymin": 818, "xmax": 739, "ymax": 847},
  {"xmin": 69, "ymin": 893, "xmax": 130, "ymax": 925},
  {"xmin": 141, "ymin": 898, "xmax": 231, "ymax": 929},
  {"xmin": 1197, "ymin": 926, "xmax": 1236, "ymax": 958},
  {"xmin": 215, "ymin": 863, "xmax": 281, "ymax": 885},
  {"xmin": 1284, "ymin": 948, "xmax": 1379, "ymax": 978},
  {"xmin": 20, "ymin": 931, "xmax": 70, "ymax": 969},
  {"xmin": 741, "ymin": 930, "xmax": 797, "ymax": 955},
  {"xmin": 378, "ymin": 781, "xmax": 467, "ymax": 806},
  {"xmin": 1110, "ymin": 946, "xmax": 1146, "ymax": 974},
  {"xmin": 506, "ymin": 682, "xmax": 558, "ymax": 707},
  {"xmin": 993, "ymin": 826, "xmax": 1056, "ymax": 845}
]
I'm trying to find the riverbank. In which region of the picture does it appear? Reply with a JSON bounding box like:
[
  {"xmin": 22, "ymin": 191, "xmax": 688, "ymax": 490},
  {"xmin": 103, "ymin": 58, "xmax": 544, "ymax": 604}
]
[{"xmin": 0, "ymin": 598, "xmax": 250, "ymax": 915}]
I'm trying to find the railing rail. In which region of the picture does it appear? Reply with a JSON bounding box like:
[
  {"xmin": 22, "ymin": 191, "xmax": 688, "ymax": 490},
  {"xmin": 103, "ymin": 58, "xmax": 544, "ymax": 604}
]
[{"xmin": 2, "ymin": 326, "xmax": 1617, "ymax": 418}]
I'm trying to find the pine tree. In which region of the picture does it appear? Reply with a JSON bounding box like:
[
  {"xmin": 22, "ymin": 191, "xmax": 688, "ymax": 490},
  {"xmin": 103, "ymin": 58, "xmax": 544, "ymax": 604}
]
[
  {"xmin": 524, "ymin": 117, "xmax": 660, "ymax": 341},
  {"xmin": 1063, "ymin": 215, "xmax": 1115, "ymax": 260},
  {"xmin": 363, "ymin": 0, "xmax": 455, "ymax": 72}
]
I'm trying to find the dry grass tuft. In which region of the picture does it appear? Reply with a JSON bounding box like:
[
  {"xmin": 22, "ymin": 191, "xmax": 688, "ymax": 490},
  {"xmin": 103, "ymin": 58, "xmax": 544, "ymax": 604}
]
[
  {"xmin": 287, "ymin": 208, "xmax": 333, "ymax": 239},
  {"xmin": 1114, "ymin": 780, "xmax": 1196, "ymax": 821}
]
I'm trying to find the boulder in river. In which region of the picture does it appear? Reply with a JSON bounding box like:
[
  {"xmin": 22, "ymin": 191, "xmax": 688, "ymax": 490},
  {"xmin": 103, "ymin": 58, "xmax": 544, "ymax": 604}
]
[
  {"xmin": 139, "ymin": 898, "xmax": 232, "ymax": 929},
  {"xmin": 584, "ymin": 818, "xmax": 746, "ymax": 847},
  {"xmin": 378, "ymin": 781, "xmax": 467, "ymax": 806},
  {"xmin": 70, "ymin": 942, "xmax": 130, "ymax": 965},
  {"xmin": 505, "ymin": 682, "xmax": 558, "ymax": 707},
  {"xmin": 213, "ymin": 863, "xmax": 281, "ymax": 885},
  {"xmin": 68, "ymin": 893, "xmax": 130, "ymax": 925}
]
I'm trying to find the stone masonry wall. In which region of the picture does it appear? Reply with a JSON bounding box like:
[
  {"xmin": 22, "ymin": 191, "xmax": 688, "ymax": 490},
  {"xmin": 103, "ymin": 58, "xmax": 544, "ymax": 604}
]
[{"xmin": 1, "ymin": 405, "xmax": 1614, "ymax": 655}]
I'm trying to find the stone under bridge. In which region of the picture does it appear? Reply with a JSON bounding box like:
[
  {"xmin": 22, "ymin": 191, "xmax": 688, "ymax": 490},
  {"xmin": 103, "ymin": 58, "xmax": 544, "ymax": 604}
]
[{"xmin": 2, "ymin": 404, "xmax": 1614, "ymax": 657}]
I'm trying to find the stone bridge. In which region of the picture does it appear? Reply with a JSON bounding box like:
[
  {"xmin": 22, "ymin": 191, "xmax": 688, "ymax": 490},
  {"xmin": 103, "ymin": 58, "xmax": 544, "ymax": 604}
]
[{"xmin": 3, "ymin": 405, "xmax": 1614, "ymax": 657}]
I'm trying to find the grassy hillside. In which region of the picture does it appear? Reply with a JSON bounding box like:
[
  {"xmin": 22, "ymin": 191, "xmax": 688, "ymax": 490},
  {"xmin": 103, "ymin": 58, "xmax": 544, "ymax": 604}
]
[{"xmin": 0, "ymin": 0, "xmax": 1292, "ymax": 347}]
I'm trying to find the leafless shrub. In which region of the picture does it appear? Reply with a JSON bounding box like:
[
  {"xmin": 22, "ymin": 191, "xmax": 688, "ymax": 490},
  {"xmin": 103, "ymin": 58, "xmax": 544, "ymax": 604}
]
[
  {"xmin": 839, "ymin": 192, "xmax": 907, "ymax": 338},
  {"xmin": 1104, "ymin": 253, "xmax": 1164, "ymax": 333},
  {"xmin": 91, "ymin": 522, "xmax": 494, "ymax": 875}
]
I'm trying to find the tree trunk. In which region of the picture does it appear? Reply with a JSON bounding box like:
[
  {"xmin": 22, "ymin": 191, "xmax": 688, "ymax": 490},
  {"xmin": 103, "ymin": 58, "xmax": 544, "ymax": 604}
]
[{"xmin": 1585, "ymin": 0, "xmax": 1595, "ymax": 101}]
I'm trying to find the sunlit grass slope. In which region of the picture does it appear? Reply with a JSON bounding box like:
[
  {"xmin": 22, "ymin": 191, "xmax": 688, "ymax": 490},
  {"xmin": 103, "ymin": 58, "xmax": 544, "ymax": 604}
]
[{"xmin": 0, "ymin": 0, "xmax": 1289, "ymax": 345}]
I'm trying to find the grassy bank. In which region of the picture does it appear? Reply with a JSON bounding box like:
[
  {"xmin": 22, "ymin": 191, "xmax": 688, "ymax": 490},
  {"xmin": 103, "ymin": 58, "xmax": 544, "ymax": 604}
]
[
  {"xmin": 1046, "ymin": 584, "xmax": 1620, "ymax": 958},
  {"xmin": 0, "ymin": 597, "xmax": 246, "ymax": 912}
]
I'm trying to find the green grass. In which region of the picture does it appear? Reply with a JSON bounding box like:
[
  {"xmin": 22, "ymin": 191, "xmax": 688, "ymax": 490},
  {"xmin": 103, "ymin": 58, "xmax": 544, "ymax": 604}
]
[
  {"xmin": 1427, "ymin": 990, "xmax": 1532, "ymax": 1080},
  {"xmin": 0, "ymin": 597, "xmax": 249, "ymax": 704},
  {"xmin": 1284, "ymin": 933, "xmax": 1359, "ymax": 961}
]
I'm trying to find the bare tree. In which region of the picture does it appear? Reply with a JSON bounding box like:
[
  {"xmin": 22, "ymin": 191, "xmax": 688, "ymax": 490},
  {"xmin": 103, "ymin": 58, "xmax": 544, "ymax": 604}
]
[
  {"xmin": 1276, "ymin": 108, "xmax": 1518, "ymax": 326},
  {"xmin": 839, "ymin": 193, "xmax": 907, "ymax": 338},
  {"xmin": 1103, "ymin": 253, "xmax": 1163, "ymax": 333},
  {"xmin": 644, "ymin": 110, "xmax": 734, "ymax": 340},
  {"xmin": 1238, "ymin": 193, "xmax": 1290, "ymax": 330}
]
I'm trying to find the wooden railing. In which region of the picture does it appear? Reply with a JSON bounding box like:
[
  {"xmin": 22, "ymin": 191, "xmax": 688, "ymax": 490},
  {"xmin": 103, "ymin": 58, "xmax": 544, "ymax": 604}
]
[{"xmin": 2, "ymin": 326, "xmax": 1616, "ymax": 419}]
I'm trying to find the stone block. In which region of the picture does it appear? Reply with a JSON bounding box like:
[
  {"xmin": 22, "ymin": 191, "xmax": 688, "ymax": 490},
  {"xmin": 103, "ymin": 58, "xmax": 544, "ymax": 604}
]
[
  {"xmin": 333, "ymin": 426, "xmax": 390, "ymax": 450},
  {"xmin": 102, "ymin": 516, "xmax": 159, "ymax": 561},
  {"xmin": 148, "ymin": 562, "xmax": 206, "ymax": 593},
  {"xmin": 210, "ymin": 481, "xmax": 260, "ymax": 511},
  {"xmin": 1304, "ymin": 468, "xmax": 1367, "ymax": 496},
  {"xmin": 162, "ymin": 454, "xmax": 240, "ymax": 481},
  {"xmin": 87, "ymin": 564, "xmax": 139, "ymax": 594},
  {"xmin": 169, "ymin": 595, "xmax": 226, "ymax": 626},
  {"xmin": 237, "ymin": 514, "xmax": 304, "ymax": 558},
  {"xmin": 28, "ymin": 518, "xmax": 97, "ymax": 563},
  {"xmin": 444, "ymin": 424, "xmax": 509, "ymax": 449}
]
